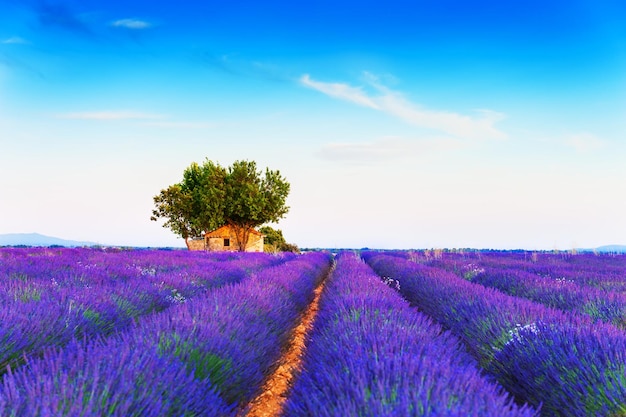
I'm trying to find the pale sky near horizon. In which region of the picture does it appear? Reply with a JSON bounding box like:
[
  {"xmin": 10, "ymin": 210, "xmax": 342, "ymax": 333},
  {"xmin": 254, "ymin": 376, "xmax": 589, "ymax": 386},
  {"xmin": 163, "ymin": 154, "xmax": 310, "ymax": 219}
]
[{"xmin": 1, "ymin": 0, "xmax": 625, "ymax": 250}]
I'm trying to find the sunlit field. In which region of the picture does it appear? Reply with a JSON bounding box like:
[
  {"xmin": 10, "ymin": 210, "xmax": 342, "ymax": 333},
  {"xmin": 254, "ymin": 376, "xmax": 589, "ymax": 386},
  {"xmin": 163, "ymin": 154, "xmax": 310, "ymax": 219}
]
[{"xmin": 1, "ymin": 247, "xmax": 625, "ymax": 416}]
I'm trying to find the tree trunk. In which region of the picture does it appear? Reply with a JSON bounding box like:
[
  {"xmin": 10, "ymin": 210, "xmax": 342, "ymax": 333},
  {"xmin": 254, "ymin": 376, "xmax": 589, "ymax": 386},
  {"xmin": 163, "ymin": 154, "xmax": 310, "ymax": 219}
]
[{"xmin": 230, "ymin": 223, "xmax": 251, "ymax": 252}]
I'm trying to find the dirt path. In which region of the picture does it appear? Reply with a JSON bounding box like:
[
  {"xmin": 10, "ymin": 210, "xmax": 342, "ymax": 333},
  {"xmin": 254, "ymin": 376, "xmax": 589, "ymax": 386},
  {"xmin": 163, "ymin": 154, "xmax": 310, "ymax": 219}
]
[{"xmin": 242, "ymin": 270, "xmax": 330, "ymax": 417}]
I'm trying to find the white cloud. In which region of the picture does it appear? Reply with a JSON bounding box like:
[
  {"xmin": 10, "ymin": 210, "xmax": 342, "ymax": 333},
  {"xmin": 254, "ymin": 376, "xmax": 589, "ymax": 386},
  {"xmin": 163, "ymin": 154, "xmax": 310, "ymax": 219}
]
[
  {"xmin": 2, "ymin": 36, "xmax": 29, "ymax": 45},
  {"xmin": 300, "ymin": 74, "xmax": 380, "ymax": 109},
  {"xmin": 564, "ymin": 133, "xmax": 606, "ymax": 152},
  {"xmin": 300, "ymin": 73, "xmax": 506, "ymax": 140},
  {"xmin": 318, "ymin": 136, "xmax": 464, "ymax": 162},
  {"xmin": 140, "ymin": 121, "xmax": 217, "ymax": 129},
  {"xmin": 55, "ymin": 111, "xmax": 217, "ymax": 129},
  {"xmin": 111, "ymin": 19, "xmax": 152, "ymax": 29},
  {"xmin": 57, "ymin": 111, "xmax": 164, "ymax": 120}
]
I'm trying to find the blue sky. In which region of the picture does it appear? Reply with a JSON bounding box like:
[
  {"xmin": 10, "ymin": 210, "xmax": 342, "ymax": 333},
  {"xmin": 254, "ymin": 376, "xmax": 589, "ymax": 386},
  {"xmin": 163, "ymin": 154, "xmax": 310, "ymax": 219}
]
[{"xmin": 1, "ymin": 0, "xmax": 625, "ymax": 249}]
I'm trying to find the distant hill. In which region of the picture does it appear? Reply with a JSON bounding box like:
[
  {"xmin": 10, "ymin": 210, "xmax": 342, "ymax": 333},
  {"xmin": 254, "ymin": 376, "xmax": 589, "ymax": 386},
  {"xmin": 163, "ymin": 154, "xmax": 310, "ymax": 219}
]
[
  {"xmin": 592, "ymin": 245, "xmax": 626, "ymax": 253},
  {"xmin": 0, "ymin": 233, "xmax": 100, "ymax": 247},
  {"xmin": 565, "ymin": 245, "xmax": 626, "ymax": 254}
]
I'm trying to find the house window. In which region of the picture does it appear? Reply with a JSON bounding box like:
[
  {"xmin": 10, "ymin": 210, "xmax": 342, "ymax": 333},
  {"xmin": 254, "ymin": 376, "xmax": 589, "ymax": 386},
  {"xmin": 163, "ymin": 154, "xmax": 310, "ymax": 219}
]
[{"xmin": 223, "ymin": 238, "xmax": 230, "ymax": 247}]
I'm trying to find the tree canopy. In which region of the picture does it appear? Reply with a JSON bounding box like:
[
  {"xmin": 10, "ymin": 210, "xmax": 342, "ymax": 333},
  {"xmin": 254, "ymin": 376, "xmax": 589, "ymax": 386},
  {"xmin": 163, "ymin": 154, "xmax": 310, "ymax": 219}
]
[{"xmin": 151, "ymin": 160, "xmax": 290, "ymax": 251}]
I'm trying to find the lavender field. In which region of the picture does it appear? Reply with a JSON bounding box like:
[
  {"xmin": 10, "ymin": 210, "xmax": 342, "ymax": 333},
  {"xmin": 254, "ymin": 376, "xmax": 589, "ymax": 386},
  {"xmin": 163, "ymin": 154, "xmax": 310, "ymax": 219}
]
[{"xmin": 1, "ymin": 248, "xmax": 625, "ymax": 416}]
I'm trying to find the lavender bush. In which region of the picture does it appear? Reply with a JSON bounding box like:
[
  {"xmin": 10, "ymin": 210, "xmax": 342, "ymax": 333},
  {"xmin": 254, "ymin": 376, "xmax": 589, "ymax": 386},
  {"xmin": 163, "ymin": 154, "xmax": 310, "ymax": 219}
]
[
  {"xmin": 363, "ymin": 252, "xmax": 626, "ymax": 416},
  {"xmin": 469, "ymin": 267, "xmax": 626, "ymax": 327},
  {"xmin": 0, "ymin": 335, "xmax": 234, "ymax": 417},
  {"xmin": 0, "ymin": 251, "xmax": 332, "ymax": 415},
  {"xmin": 283, "ymin": 252, "xmax": 538, "ymax": 417},
  {"xmin": 0, "ymin": 248, "xmax": 283, "ymax": 374}
]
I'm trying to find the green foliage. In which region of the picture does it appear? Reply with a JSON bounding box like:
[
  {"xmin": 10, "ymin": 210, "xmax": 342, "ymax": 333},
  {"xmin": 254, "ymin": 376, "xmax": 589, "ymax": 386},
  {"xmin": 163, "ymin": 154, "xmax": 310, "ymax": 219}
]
[
  {"xmin": 82, "ymin": 308, "xmax": 115, "ymax": 334},
  {"xmin": 13, "ymin": 285, "xmax": 42, "ymax": 302},
  {"xmin": 182, "ymin": 161, "xmax": 227, "ymax": 234},
  {"xmin": 157, "ymin": 333, "xmax": 233, "ymax": 389},
  {"xmin": 223, "ymin": 160, "xmax": 290, "ymax": 251},
  {"xmin": 112, "ymin": 296, "xmax": 141, "ymax": 319},
  {"xmin": 151, "ymin": 159, "xmax": 290, "ymax": 251},
  {"xmin": 259, "ymin": 225, "xmax": 299, "ymax": 253},
  {"xmin": 259, "ymin": 225, "xmax": 285, "ymax": 247},
  {"xmin": 150, "ymin": 183, "xmax": 202, "ymax": 242}
]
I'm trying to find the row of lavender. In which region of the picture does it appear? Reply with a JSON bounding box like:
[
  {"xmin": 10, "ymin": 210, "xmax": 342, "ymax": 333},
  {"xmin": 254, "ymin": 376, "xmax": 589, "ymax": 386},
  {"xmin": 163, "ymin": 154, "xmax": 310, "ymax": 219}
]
[
  {"xmin": 284, "ymin": 252, "xmax": 538, "ymax": 416},
  {"xmin": 470, "ymin": 265, "xmax": 626, "ymax": 327},
  {"xmin": 412, "ymin": 250, "xmax": 626, "ymax": 328},
  {"xmin": 0, "ymin": 248, "xmax": 292, "ymax": 374},
  {"xmin": 0, "ymin": 249, "xmax": 332, "ymax": 416},
  {"xmin": 424, "ymin": 250, "xmax": 626, "ymax": 292},
  {"xmin": 363, "ymin": 251, "xmax": 626, "ymax": 417}
]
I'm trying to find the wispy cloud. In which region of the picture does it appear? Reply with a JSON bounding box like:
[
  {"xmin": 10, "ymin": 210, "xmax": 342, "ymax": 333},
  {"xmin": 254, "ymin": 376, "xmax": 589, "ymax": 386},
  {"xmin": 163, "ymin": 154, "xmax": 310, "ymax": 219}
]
[
  {"xmin": 301, "ymin": 73, "xmax": 506, "ymax": 140},
  {"xmin": 140, "ymin": 121, "xmax": 217, "ymax": 129},
  {"xmin": 301, "ymin": 74, "xmax": 379, "ymax": 108},
  {"xmin": 111, "ymin": 19, "xmax": 152, "ymax": 29},
  {"xmin": 2, "ymin": 37, "xmax": 30, "ymax": 45},
  {"xmin": 564, "ymin": 132, "xmax": 606, "ymax": 152},
  {"xmin": 55, "ymin": 111, "xmax": 215, "ymax": 128},
  {"xmin": 57, "ymin": 111, "xmax": 164, "ymax": 120},
  {"xmin": 318, "ymin": 136, "xmax": 464, "ymax": 163}
]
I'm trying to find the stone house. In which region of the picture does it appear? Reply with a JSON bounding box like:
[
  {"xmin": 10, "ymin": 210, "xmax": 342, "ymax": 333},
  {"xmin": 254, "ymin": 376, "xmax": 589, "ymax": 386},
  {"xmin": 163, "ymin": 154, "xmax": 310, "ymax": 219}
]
[{"xmin": 187, "ymin": 225, "xmax": 264, "ymax": 252}]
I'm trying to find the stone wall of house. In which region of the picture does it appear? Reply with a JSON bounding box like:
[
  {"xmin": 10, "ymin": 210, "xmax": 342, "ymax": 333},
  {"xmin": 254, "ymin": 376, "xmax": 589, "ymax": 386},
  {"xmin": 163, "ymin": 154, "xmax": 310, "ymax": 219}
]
[
  {"xmin": 245, "ymin": 233, "xmax": 264, "ymax": 252},
  {"xmin": 187, "ymin": 238, "xmax": 206, "ymax": 251},
  {"xmin": 207, "ymin": 237, "xmax": 226, "ymax": 251}
]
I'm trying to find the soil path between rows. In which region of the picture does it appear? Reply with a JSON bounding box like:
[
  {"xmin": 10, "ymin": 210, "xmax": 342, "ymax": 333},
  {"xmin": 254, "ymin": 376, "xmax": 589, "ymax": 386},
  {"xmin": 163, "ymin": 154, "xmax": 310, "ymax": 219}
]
[{"xmin": 241, "ymin": 268, "xmax": 331, "ymax": 417}]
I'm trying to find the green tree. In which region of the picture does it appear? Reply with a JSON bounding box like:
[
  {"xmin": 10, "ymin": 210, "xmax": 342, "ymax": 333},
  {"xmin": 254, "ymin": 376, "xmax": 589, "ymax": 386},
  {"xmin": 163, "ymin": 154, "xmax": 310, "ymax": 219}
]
[
  {"xmin": 258, "ymin": 226, "xmax": 299, "ymax": 253},
  {"xmin": 181, "ymin": 161, "xmax": 227, "ymax": 234},
  {"xmin": 223, "ymin": 161, "xmax": 290, "ymax": 251},
  {"xmin": 151, "ymin": 160, "xmax": 290, "ymax": 251},
  {"xmin": 150, "ymin": 184, "xmax": 200, "ymax": 249}
]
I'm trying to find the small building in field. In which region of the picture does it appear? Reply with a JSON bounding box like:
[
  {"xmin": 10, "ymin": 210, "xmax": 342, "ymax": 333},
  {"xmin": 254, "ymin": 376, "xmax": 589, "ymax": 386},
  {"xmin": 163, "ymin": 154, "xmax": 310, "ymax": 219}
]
[{"xmin": 188, "ymin": 225, "xmax": 264, "ymax": 252}]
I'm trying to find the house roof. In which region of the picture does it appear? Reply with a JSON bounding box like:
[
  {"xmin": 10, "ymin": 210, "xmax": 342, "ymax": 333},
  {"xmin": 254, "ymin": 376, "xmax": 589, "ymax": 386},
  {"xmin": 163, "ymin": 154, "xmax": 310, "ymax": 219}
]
[{"xmin": 205, "ymin": 225, "xmax": 263, "ymax": 238}]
